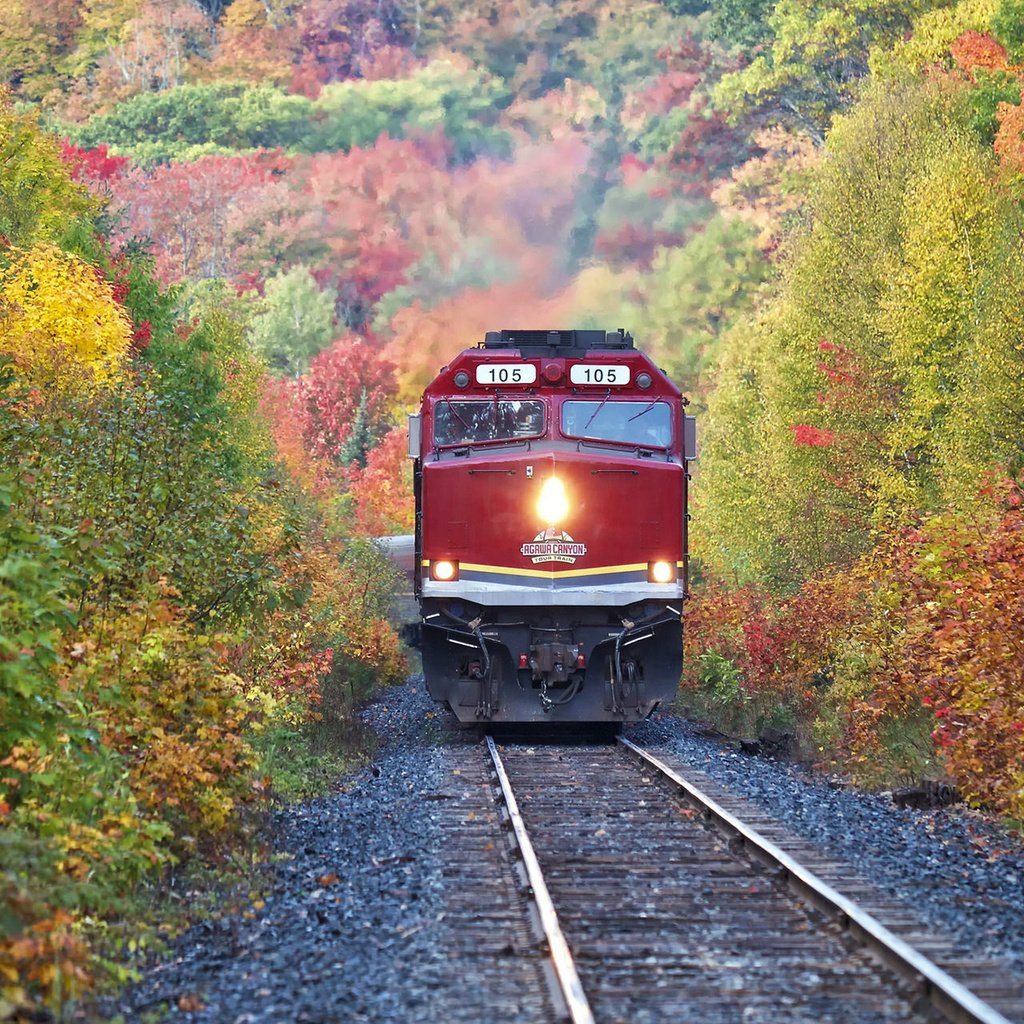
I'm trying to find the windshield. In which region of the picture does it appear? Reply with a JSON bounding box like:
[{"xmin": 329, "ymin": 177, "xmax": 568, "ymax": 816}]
[
  {"xmin": 561, "ymin": 399, "xmax": 672, "ymax": 447},
  {"xmin": 434, "ymin": 399, "xmax": 546, "ymax": 446}
]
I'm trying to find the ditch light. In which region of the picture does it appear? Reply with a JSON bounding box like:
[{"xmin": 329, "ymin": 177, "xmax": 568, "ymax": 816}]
[
  {"xmin": 430, "ymin": 559, "xmax": 459, "ymax": 581},
  {"xmin": 648, "ymin": 560, "xmax": 675, "ymax": 584}
]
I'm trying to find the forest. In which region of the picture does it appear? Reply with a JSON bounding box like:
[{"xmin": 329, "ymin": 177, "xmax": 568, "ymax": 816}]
[{"xmin": 2, "ymin": 0, "xmax": 1024, "ymax": 1015}]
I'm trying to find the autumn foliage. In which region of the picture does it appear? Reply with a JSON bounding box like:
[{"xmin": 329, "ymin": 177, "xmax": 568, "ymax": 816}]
[
  {"xmin": 295, "ymin": 336, "xmax": 398, "ymax": 463},
  {"xmin": 950, "ymin": 30, "xmax": 1010, "ymax": 78},
  {"xmin": 889, "ymin": 492, "xmax": 1024, "ymax": 816},
  {"xmin": 4, "ymin": 0, "xmax": 1024, "ymax": 1015},
  {"xmin": 0, "ymin": 243, "xmax": 133, "ymax": 386},
  {"xmin": 0, "ymin": 90, "xmax": 408, "ymax": 1017},
  {"xmin": 686, "ymin": 484, "xmax": 1024, "ymax": 821},
  {"xmin": 685, "ymin": 23, "xmax": 1024, "ymax": 832},
  {"xmin": 348, "ymin": 426, "xmax": 415, "ymax": 535}
]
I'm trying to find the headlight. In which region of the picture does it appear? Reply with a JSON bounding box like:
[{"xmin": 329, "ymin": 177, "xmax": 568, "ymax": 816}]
[
  {"xmin": 431, "ymin": 559, "xmax": 459, "ymax": 581},
  {"xmin": 648, "ymin": 560, "xmax": 675, "ymax": 583},
  {"xmin": 537, "ymin": 477, "xmax": 569, "ymax": 525}
]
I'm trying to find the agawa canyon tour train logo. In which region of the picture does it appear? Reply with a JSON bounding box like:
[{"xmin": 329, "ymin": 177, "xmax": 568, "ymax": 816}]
[{"xmin": 520, "ymin": 528, "xmax": 588, "ymax": 564}]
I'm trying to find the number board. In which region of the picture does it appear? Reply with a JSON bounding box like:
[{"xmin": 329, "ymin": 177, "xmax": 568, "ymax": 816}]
[
  {"xmin": 569, "ymin": 364, "xmax": 631, "ymax": 386},
  {"xmin": 475, "ymin": 363, "xmax": 538, "ymax": 385}
]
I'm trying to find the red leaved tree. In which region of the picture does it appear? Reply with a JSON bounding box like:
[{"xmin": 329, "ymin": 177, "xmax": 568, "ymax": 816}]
[
  {"xmin": 112, "ymin": 151, "xmax": 289, "ymax": 284},
  {"xmin": 295, "ymin": 335, "xmax": 399, "ymax": 465},
  {"xmin": 950, "ymin": 30, "xmax": 1009, "ymax": 79},
  {"xmin": 59, "ymin": 142, "xmax": 129, "ymax": 193},
  {"xmin": 348, "ymin": 426, "xmax": 414, "ymax": 535},
  {"xmin": 282, "ymin": 141, "xmax": 456, "ymax": 326},
  {"xmin": 890, "ymin": 484, "xmax": 1024, "ymax": 817}
]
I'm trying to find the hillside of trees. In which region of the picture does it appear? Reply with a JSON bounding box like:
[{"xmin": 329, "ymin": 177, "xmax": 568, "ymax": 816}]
[{"xmin": 2, "ymin": 0, "xmax": 1024, "ymax": 1016}]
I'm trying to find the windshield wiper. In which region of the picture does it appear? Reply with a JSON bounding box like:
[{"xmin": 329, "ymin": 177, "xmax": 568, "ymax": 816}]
[
  {"xmin": 584, "ymin": 390, "xmax": 613, "ymax": 431},
  {"xmin": 442, "ymin": 398, "xmax": 471, "ymax": 429},
  {"xmin": 627, "ymin": 399, "xmax": 660, "ymax": 422}
]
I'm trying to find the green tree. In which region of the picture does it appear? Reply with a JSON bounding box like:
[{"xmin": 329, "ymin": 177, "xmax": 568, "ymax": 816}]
[
  {"xmin": 714, "ymin": 0, "xmax": 946, "ymax": 140},
  {"xmin": 707, "ymin": 0, "xmax": 775, "ymax": 50},
  {"xmin": 693, "ymin": 320, "xmax": 795, "ymax": 582},
  {"xmin": 634, "ymin": 217, "xmax": 773, "ymax": 391},
  {"xmin": 248, "ymin": 265, "xmax": 336, "ymax": 374},
  {"xmin": 563, "ymin": 53, "xmax": 631, "ymax": 271},
  {"xmin": 0, "ymin": 95, "xmax": 97, "ymax": 247},
  {"xmin": 569, "ymin": 3, "xmax": 698, "ymax": 100},
  {"xmin": 661, "ymin": 0, "xmax": 710, "ymax": 11},
  {"xmin": 991, "ymin": 0, "xmax": 1024, "ymax": 59},
  {"xmin": 698, "ymin": 74, "xmax": 1024, "ymax": 582},
  {"xmin": 68, "ymin": 82, "xmax": 314, "ymax": 159},
  {"xmin": 310, "ymin": 60, "xmax": 513, "ymax": 164},
  {"xmin": 337, "ymin": 389, "xmax": 379, "ymax": 468}
]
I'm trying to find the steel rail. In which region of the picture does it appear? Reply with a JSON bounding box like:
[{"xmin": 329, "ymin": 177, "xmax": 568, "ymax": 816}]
[
  {"xmin": 485, "ymin": 735, "xmax": 595, "ymax": 1024},
  {"xmin": 619, "ymin": 736, "xmax": 1014, "ymax": 1024}
]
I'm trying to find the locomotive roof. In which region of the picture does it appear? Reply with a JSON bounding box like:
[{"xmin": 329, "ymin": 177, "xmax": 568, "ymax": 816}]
[
  {"xmin": 421, "ymin": 328, "xmax": 682, "ymax": 401},
  {"xmin": 481, "ymin": 328, "xmax": 633, "ymax": 357}
]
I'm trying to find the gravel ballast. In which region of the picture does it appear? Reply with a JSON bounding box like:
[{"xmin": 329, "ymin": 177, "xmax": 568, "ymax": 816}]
[
  {"xmin": 111, "ymin": 681, "xmax": 489, "ymax": 1023},
  {"xmin": 111, "ymin": 683, "xmax": 1024, "ymax": 1021}
]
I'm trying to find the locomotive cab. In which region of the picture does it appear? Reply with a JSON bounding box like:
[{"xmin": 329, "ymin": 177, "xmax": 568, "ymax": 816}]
[{"xmin": 411, "ymin": 329, "xmax": 695, "ymax": 724}]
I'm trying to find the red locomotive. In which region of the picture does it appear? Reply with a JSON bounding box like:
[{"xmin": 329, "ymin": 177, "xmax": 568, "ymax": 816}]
[{"xmin": 408, "ymin": 329, "xmax": 695, "ymax": 723}]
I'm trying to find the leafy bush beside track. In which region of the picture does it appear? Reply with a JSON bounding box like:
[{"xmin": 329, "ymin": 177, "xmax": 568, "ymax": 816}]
[
  {"xmin": 684, "ymin": 483, "xmax": 1024, "ymax": 823},
  {"xmin": 0, "ymin": 93, "xmax": 406, "ymax": 1016}
]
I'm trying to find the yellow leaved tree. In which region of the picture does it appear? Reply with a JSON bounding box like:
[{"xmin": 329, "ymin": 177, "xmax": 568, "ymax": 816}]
[{"xmin": 0, "ymin": 243, "xmax": 132, "ymax": 387}]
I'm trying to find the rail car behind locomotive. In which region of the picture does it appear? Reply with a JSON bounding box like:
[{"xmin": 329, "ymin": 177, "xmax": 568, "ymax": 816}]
[{"xmin": 408, "ymin": 329, "xmax": 695, "ymax": 723}]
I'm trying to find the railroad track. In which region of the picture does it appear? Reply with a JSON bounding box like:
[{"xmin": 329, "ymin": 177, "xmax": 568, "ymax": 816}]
[{"xmin": 455, "ymin": 735, "xmax": 1024, "ymax": 1024}]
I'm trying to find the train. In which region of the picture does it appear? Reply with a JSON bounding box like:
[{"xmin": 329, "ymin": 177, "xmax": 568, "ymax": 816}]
[{"xmin": 406, "ymin": 329, "xmax": 695, "ymax": 724}]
